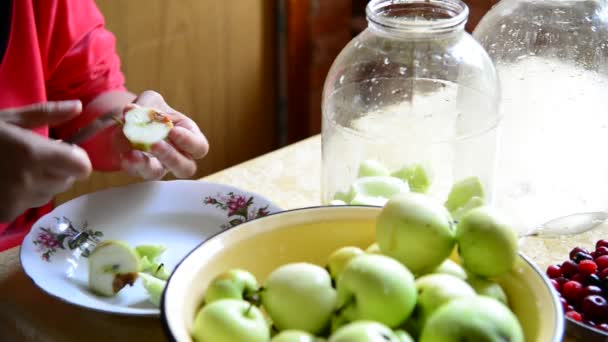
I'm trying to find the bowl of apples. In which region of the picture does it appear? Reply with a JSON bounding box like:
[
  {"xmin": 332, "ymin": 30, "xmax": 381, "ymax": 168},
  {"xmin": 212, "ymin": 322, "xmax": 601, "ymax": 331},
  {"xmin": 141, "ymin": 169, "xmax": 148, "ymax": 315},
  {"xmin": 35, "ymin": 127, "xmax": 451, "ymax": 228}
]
[{"xmin": 161, "ymin": 187, "xmax": 564, "ymax": 341}]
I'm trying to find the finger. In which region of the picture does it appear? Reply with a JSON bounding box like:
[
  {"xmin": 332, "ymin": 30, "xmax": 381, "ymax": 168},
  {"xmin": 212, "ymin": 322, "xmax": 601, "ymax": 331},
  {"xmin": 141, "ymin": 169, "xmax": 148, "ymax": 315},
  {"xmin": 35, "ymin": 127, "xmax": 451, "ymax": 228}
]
[
  {"xmin": 1, "ymin": 100, "xmax": 82, "ymax": 128},
  {"xmin": 133, "ymin": 90, "xmax": 173, "ymax": 113},
  {"xmin": 121, "ymin": 151, "xmax": 167, "ymax": 180},
  {"xmin": 150, "ymin": 141, "xmax": 197, "ymax": 179},
  {"xmin": 168, "ymin": 126, "xmax": 209, "ymax": 159},
  {"xmin": 38, "ymin": 172, "xmax": 76, "ymax": 195},
  {"xmin": 35, "ymin": 141, "xmax": 92, "ymax": 180}
]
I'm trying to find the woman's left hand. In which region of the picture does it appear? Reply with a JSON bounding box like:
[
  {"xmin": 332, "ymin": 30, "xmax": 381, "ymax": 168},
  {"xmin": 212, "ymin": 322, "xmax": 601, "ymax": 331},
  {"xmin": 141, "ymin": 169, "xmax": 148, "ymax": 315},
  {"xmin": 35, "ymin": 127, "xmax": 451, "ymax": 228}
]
[{"xmin": 117, "ymin": 90, "xmax": 209, "ymax": 180}]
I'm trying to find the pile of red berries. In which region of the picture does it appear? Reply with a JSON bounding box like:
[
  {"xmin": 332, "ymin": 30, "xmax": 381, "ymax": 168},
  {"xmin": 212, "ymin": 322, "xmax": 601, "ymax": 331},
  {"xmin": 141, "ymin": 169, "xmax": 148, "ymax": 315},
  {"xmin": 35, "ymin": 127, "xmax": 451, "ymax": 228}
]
[{"xmin": 546, "ymin": 239, "xmax": 608, "ymax": 332}]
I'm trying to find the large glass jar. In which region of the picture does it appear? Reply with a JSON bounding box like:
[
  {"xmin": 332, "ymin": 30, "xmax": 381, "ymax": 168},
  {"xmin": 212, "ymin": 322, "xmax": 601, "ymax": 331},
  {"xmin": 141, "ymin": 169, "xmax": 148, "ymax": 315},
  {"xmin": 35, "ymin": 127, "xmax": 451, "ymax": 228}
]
[
  {"xmin": 473, "ymin": 0, "xmax": 608, "ymax": 233},
  {"xmin": 321, "ymin": 0, "xmax": 500, "ymax": 207}
]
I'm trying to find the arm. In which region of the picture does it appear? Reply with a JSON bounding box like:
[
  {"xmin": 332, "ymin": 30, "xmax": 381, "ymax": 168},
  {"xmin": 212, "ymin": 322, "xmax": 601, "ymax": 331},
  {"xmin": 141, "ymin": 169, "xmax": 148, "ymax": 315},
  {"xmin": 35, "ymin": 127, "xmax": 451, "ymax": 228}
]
[{"xmin": 45, "ymin": 1, "xmax": 208, "ymax": 180}]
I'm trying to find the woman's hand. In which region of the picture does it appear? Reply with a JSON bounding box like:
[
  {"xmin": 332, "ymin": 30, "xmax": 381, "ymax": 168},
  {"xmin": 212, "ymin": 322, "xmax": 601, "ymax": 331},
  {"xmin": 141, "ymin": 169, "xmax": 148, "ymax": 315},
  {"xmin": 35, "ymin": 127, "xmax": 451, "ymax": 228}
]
[
  {"xmin": 116, "ymin": 91, "xmax": 209, "ymax": 180},
  {"xmin": 0, "ymin": 101, "xmax": 92, "ymax": 222}
]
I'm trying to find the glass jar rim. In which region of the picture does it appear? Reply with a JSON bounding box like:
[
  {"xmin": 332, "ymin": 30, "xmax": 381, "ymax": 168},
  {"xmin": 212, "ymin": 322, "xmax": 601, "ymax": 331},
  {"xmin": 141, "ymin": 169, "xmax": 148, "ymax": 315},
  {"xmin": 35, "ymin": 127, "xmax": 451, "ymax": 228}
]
[{"xmin": 366, "ymin": 0, "xmax": 469, "ymax": 34}]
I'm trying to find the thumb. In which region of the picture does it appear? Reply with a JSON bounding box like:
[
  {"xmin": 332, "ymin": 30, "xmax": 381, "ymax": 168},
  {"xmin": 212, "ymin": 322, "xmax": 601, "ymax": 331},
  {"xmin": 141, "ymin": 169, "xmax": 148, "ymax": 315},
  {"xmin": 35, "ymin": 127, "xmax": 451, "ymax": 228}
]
[{"xmin": 0, "ymin": 100, "xmax": 82, "ymax": 128}]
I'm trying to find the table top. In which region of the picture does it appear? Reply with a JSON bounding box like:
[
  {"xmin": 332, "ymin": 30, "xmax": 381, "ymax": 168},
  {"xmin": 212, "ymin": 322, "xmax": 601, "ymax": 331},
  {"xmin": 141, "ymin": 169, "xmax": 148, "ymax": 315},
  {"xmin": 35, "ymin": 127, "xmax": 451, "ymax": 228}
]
[
  {"xmin": 0, "ymin": 135, "xmax": 322, "ymax": 342},
  {"xmin": 0, "ymin": 134, "xmax": 586, "ymax": 341}
]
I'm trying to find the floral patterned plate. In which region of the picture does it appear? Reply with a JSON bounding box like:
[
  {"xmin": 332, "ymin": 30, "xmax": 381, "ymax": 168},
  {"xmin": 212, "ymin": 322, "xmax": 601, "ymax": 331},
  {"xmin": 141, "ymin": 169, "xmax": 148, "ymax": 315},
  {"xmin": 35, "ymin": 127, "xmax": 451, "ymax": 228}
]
[{"xmin": 20, "ymin": 180, "xmax": 282, "ymax": 316}]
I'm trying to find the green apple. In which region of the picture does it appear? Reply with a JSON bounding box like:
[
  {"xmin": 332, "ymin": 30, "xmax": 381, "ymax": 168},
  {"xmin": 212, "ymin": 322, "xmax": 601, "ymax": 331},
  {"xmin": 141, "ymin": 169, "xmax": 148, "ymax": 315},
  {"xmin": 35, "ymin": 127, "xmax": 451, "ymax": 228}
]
[
  {"xmin": 327, "ymin": 246, "xmax": 365, "ymax": 280},
  {"xmin": 456, "ymin": 206, "xmax": 518, "ymax": 278},
  {"xmin": 394, "ymin": 330, "xmax": 415, "ymax": 342},
  {"xmin": 122, "ymin": 105, "xmax": 174, "ymax": 152},
  {"xmin": 376, "ymin": 193, "xmax": 456, "ymax": 275},
  {"xmin": 135, "ymin": 244, "xmax": 166, "ymax": 260},
  {"xmin": 88, "ymin": 240, "xmax": 140, "ymax": 297},
  {"xmin": 205, "ymin": 269, "xmax": 259, "ymax": 304},
  {"xmin": 329, "ymin": 321, "xmax": 402, "ymax": 342},
  {"xmin": 357, "ymin": 160, "xmax": 390, "ymax": 178},
  {"xmin": 192, "ymin": 299, "xmax": 269, "ymax": 342},
  {"xmin": 391, "ymin": 164, "xmax": 430, "ymax": 193},
  {"xmin": 271, "ymin": 330, "xmax": 325, "ymax": 342},
  {"xmin": 419, "ymin": 296, "xmax": 524, "ymax": 342},
  {"xmin": 431, "ymin": 259, "xmax": 467, "ymax": 280},
  {"xmin": 415, "ymin": 274, "xmax": 476, "ymax": 323},
  {"xmin": 349, "ymin": 176, "xmax": 410, "ymax": 206},
  {"xmin": 365, "ymin": 243, "xmax": 381, "ymax": 254},
  {"xmin": 444, "ymin": 176, "xmax": 484, "ymax": 214},
  {"xmin": 466, "ymin": 274, "xmax": 509, "ymax": 306},
  {"xmin": 336, "ymin": 254, "xmax": 416, "ymax": 328},
  {"xmin": 261, "ymin": 263, "xmax": 336, "ymax": 334},
  {"xmin": 138, "ymin": 272, "xmax": 166, "ymax": 306}
]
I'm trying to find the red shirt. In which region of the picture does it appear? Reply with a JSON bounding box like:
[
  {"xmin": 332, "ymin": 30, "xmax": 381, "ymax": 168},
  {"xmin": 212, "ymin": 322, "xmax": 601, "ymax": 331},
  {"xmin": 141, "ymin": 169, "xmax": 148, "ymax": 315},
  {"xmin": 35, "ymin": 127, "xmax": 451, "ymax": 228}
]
[{"xmin": 0, "ymin": 0, "xmax": 126, "ymax": 251}]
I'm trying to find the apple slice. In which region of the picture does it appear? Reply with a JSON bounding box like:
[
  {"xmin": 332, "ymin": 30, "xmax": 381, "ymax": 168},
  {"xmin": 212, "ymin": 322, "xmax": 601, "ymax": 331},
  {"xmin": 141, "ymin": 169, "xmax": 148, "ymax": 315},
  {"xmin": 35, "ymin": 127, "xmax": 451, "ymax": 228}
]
[
  {"xmin": 444, "ymin": 176, "xmax": 484, "ymax": 214},
  {"xmin": 139, "ymin": 272, "xmax": 166, "ymax": 306},
  {"xmin": 348, "ymin": 176, "xmax": 409, "ymax": 206},
  {"xmin": 391, "ymin": 164, "xmax": 430, "ymax": 194},
  {"xmin": 357, "ymin": 159, "xmax": 390, "ymax": 178},
  {"xmin": 135, "ymin": 244, "xmax": 166, "ymax": 260},
  {"xmin": 450, "ymin": 196, "xmax": 484, "ymax": 222},
  {"xmin": 122, "ymin": 105, "xmax": 174, "ymax": 152},
  {"xmin": 88, "ymin": 240, "xmax": 140, "ymax": 297}
]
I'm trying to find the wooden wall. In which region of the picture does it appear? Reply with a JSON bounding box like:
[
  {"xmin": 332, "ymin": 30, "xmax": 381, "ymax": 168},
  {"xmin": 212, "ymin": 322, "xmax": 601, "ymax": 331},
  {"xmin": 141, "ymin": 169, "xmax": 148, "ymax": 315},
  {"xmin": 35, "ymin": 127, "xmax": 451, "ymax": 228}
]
[{"xmin": 57, "ymin": 0, "xmax": 278, "ymax": 204}]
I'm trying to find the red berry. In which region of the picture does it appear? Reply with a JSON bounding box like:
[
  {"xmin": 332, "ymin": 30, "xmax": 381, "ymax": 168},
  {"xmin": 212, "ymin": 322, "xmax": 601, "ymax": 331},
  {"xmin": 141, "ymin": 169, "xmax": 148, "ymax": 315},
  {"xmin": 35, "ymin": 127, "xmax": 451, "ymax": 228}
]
[
  {"xmin": 596, "ymin": 240, "xmax": 608, "ymax": 250},
  {"xmin": 599, "ymin": 323, "xmax": 608, "ymax": 332},
  {"xmin": 561, "ymin": 260, "xmax": 579, "ymax": 277},
  {"xmin": 567, "ymin": 305, "xmax": 575, "ymax": 312},
  {"xmin": 556, "ymin": 277, "xmax": 569, "ymax": 287},
  {"xmin": 592, "ymin": 251, "xmax": 599, "ymax": 259},
  {"xmin": 571, "ymin": 247, "xmax": 591, "ymax": 260},
  {"xmin": 597, "ymin": 246, "xmax": 608, "ymax": 257},
  {"xmin": 563, "ymin": 281, "xmax": 584, "ymax": 302},
  {"xmin": 567, "ymin": 311, "xmax": 583, "ymax": 322},
  {"xmin": 579, "ymin": 260, "xmax": 599, "ymax": 276},
  {"xmin": 572, "ymin": 273, "xmax": 587, "ymax": 285},
  {"xmin": 551, "ymin": 279, "xmax": 561, "ymax": 292},
  {"xmin": 600, "ymin": 268, "xmax": 608, "ymax": 280},
  {"xmin": 584, "ymin": 285, "xmax": 603, "ymax": 297},
  {"xmin": 596, "ymin": 255, "xmax": 608, "ymax": 270},
  {"xmin": 582, "ymin": 295, "xmax": 608, "ymax": 321},
  {"xmin": 547, "ymin": 265, "xmax": 562, "ymax": 278}
]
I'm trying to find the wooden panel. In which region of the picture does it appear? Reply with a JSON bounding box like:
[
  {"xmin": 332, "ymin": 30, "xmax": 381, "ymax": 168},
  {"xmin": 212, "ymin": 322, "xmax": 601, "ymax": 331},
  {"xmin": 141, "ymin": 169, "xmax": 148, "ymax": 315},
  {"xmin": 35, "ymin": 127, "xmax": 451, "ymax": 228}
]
[{"xmin": 57, "ymin": 0, "xmax": 277, "ymax": 204}]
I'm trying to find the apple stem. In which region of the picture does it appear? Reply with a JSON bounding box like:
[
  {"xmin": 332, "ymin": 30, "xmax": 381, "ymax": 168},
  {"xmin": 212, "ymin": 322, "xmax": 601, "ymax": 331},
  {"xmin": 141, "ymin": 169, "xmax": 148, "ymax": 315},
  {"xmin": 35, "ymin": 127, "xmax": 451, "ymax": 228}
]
[
  {"xmin": 334, "ymin": 296, "xmax": 355, "ymax": 315},
  {"xmin": 112, "ymin": 115, "xmax": 124, "ymax": 126},
  {"xmin": 245, "ymin": 302, "xmax": 254, "ymax": 316}
]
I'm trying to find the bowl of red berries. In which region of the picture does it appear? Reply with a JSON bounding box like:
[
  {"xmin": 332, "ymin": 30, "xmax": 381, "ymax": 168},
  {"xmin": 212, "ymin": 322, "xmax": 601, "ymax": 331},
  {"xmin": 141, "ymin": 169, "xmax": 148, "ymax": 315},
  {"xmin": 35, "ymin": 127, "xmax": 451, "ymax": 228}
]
[{"xmin": 543, "ymin": 239, "xmax": 608, "ymax": 340}]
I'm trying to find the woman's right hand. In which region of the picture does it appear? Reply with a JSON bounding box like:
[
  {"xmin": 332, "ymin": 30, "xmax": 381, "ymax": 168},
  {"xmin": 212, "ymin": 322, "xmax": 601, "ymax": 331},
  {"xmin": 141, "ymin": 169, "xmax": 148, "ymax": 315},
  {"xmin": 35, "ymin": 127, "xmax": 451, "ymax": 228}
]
[{"xmin": 0, "ymin": 101, "xmax": 92, "ymax": 222}]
